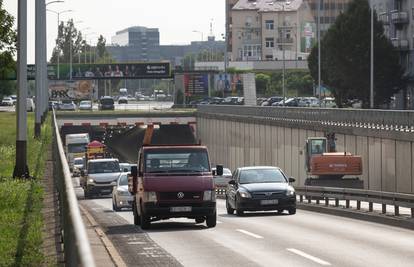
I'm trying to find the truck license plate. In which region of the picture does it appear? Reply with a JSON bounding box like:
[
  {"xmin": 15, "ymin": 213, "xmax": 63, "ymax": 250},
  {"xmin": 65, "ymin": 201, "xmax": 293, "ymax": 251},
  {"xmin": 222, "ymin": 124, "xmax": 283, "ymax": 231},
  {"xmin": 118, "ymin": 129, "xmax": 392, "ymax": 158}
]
[
  {"xmin": 261, "ymin": 199, "xmax": 278, "ymax": 205},
  {"xmin": 170, "ymin": 206, "xmax": 192, "ymax": 212}
]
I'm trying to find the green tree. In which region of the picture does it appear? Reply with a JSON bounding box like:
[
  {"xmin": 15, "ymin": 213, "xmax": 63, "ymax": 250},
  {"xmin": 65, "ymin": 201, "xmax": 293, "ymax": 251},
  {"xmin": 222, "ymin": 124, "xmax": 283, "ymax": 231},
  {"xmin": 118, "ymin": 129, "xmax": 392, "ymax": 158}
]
[
  {"xmin": 50, "ymin": 19, "xmax": 84, "ymax": 64},
  {"xmin": 0, "ymin": 0, "xmax": 16, "ymax": 97},
  {"xmin": 255, "ymin": 73, "xmax": 270, "ymax": 96},
  {"xmin": 308, "ymin": 0, "xmax": 405, "ymax": 108}
]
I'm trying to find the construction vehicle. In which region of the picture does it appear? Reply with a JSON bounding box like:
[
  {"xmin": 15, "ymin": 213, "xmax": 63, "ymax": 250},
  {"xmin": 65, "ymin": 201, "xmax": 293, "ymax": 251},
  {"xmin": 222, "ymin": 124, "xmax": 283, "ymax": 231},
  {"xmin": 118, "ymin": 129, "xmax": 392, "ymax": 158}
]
[{"xmin": 304, "ymin": 136, "xmax": 363, "ymax": 189}]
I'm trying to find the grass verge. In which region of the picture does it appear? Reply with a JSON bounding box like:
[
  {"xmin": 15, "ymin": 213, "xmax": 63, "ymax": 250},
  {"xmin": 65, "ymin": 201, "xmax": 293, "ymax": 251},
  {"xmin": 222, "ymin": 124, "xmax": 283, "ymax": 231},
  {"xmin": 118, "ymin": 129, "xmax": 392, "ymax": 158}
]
[{"xmin": 0, "ymin": 113, "xmax": 52, "ymax": 266}]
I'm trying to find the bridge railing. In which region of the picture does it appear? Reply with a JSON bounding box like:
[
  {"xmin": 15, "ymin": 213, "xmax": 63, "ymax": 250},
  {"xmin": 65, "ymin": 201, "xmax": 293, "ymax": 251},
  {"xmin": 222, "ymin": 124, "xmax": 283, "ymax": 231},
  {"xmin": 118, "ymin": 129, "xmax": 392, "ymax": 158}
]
[
  {"xmin": 295, "ymin": 186, "xmax": 414, "ymax": 218},
  {"xmin": 197, "ymin": 105, "xmax": 414, "ymax": 132},
  {"xmin": 52, "ymin": 110, "xmax": 96, "ymax": 267}
]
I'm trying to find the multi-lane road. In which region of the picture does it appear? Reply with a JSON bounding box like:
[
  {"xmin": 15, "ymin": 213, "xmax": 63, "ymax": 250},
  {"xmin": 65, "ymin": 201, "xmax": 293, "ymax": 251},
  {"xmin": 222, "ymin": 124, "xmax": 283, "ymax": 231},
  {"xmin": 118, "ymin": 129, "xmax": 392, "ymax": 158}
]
[{"xmin": 78, "ymin": 189, "xmax": 414, "ymax": 267}]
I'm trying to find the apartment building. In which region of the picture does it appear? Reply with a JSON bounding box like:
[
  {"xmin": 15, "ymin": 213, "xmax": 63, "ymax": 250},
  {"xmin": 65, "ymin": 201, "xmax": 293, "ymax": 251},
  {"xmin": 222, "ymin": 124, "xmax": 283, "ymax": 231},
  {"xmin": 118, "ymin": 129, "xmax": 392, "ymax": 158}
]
[
  {"xmin": 306, "ymin": 0, "xmax": 352, "ymax": 35},
  {"xmin": 230, "ymin": 0, "xmax": 315, "ymax": 61}
]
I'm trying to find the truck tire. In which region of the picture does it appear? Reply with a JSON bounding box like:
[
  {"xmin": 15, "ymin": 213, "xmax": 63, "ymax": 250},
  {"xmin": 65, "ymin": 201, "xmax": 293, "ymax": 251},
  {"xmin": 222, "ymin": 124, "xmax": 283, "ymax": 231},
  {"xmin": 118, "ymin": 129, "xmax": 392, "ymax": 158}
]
[
  {"xmin": 195, "ymin": 217, "xmax": 205, "ymax": 224},
  {"xmin": 84, "ymin": 190, "xmax": 90, "ymax": 199},
  {"xmin": 140, "ymin": 204, "xmax": 151, "ymax": 230},
  {"xmin": 133, "ymin": 200, "xmax": 141, "ymax": 225},
  {"xmin": 206, "ymin": 212, "xmax": 217, "ymax": 228}
]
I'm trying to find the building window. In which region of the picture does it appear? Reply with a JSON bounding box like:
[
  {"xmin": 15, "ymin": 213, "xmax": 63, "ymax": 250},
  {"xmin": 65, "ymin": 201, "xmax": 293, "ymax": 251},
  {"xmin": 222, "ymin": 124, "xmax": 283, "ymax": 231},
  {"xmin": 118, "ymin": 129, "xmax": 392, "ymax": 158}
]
[
  {"xmin": 265, "ymin": 55, "xmax": 273, "ymax": 60},
  {"xmin": 265, "ymin": 38, "xmax": 274, "ymax": 48},
  {"xmin": 265, "ymin": 20, "xmax": 274, "ymax": 30}
]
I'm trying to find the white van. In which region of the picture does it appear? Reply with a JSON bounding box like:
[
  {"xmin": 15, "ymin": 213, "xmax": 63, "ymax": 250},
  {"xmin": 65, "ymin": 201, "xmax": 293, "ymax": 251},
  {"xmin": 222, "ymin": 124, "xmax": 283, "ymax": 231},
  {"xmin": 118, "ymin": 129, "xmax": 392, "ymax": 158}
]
[
  {"xmin": 65, "ymin": 133, "xmax": 90, "ymax": 168},
  {"xmin": 27, "ymin": 98, "xmax": 35, "ymax": 112}
]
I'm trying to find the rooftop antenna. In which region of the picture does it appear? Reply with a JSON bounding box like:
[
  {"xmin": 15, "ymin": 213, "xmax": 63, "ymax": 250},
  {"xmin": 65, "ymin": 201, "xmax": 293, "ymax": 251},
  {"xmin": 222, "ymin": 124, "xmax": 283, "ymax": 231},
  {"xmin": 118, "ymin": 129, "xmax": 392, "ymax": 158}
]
[{"xmin": 209, "ymin": 18, "xmax": 214, "ymax": 37}]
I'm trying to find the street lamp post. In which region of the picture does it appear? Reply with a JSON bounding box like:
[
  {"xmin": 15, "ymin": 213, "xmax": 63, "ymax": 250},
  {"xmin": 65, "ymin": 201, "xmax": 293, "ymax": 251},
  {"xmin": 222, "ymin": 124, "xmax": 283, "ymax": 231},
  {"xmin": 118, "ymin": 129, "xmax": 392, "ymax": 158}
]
[
  {"xmin": 370, "ymin": 0, "xmax": 374, "ymax": 109},
  {"xmin": 281, "ymin": 1, "xmax": 291, "ymax": 106},
  {"xmin": 318, "ymin": 0, "xmax": 322, "ymax": 106},
  {"xmin": 14, "ymin": 0, "xmax": 28, "ymax": 178},
  {"xmin": 47, "ymin": 9, "xmax": 73, "ymax": 80}
]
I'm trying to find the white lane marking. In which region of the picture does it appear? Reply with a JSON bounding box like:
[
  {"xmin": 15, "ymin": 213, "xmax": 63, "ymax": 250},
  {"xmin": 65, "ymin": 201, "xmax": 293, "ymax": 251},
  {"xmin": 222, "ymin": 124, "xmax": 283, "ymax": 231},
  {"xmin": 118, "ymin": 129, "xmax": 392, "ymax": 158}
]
[
  {"xmin": 287, "ymin": 248, "xmax": 331, "ymax": 266},
  {"xmin": 236, "ymin": 229, "xmax": 264, "ymax": 239}
]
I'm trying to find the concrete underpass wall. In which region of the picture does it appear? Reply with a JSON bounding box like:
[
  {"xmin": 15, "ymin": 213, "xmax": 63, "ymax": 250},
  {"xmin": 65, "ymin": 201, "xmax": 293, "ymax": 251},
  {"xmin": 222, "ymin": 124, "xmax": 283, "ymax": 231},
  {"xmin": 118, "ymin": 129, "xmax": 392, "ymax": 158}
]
[{"xmin": 197, "ymin": 116, "xmax": 414, "ymax": 194}]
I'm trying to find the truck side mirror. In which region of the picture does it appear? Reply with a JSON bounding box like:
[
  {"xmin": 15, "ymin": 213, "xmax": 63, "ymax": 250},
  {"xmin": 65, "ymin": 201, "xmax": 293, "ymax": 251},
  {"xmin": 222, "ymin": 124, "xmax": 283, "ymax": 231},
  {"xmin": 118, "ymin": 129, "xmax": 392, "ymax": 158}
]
[
  {"xmin": 130, "ymin": 166, "xmax": 138, "ymax": 193},
  {"xmin": 289, "ymin": 177, "xmax": 296, "ymax": 183},
  {"xmin": 216, "ymin": 165, "xmax": 224, "ymax": 176},
  {"xmin": 228, "ymin": 180, "xmax": 236, "ymax": 185}
]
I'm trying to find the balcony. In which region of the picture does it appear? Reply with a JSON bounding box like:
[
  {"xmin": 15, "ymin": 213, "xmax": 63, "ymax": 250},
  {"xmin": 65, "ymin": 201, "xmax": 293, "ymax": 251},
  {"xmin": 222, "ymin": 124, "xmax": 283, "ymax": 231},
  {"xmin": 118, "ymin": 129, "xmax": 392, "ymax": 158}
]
[
  {"xmin": 391, "ymin": 38, "xmax": 409, "ymax": 51},
  {"xmin": 378, "ymin": 13, "xmax": 390, "ymax": 25},
  {"xmin": 391, "ymin": 11, "xmax": 409, "ymax": 24},
  {"xmin": 276, "ymin": 37, "xmax": 294, "ymax": 44}
]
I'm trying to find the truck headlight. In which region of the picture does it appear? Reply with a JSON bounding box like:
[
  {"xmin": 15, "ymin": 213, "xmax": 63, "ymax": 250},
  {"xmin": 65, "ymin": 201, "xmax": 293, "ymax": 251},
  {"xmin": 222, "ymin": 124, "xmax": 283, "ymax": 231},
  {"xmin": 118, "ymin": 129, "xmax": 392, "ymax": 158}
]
[
  {"xmin": 286, "ymin": 186, "xmax": 295, "ymax": 196},
  {"xmin": 239, "ymin": 190, "xmax": 251, "ymax": 198},
  {"xmin": 88, "ymin": 178, "xmax": 94, "ymax": 184},
  {"xmin": 144, "ymin": 191, "xmax": 157, "ymax": 202},
  {"xmin": 203, "ymin": 190, "xmax": 216, "ymax": 201}
]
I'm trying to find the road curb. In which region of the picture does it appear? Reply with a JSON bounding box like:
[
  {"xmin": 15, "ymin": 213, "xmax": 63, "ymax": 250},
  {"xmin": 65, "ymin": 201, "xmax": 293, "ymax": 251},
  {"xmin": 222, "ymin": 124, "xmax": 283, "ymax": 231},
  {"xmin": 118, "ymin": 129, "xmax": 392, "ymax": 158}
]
[
  {"xmin": 80, "ymin": 205, "xmax": 127, "ymax": 267},
  {"xmin": 297, "ymin": 203, "xmax": 414, "ymax": 230}
]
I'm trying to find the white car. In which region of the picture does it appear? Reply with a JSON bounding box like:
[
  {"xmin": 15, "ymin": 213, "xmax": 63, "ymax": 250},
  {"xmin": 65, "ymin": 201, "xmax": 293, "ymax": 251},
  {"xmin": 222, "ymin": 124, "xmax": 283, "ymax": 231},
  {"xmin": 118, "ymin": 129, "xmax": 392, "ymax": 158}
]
[
  {"xmin": 26, "ymin": 98, "xmax": 35, "ymax": 112},
  {"xmin": 79, "ymin": 100, "xmax": 93, "ymax": 110},
  {"xmin": 59, "ymin": 100, "xmax": 76, "ymax": 111},
  {"xmin": 112, "ymin": 173, "xmax": 133, "ymax": 211},
  {"xmin": 1, "ymin": 97, "xmax": 14, "ymax": 106}
]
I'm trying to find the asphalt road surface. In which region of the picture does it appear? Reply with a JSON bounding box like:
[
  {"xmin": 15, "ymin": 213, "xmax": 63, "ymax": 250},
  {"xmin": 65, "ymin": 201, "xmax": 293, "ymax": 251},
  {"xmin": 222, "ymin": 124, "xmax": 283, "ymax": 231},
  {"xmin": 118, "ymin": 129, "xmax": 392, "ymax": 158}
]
[{"xmin": 78, "ymin": 191, "xmax": 414, "ymax": 267}]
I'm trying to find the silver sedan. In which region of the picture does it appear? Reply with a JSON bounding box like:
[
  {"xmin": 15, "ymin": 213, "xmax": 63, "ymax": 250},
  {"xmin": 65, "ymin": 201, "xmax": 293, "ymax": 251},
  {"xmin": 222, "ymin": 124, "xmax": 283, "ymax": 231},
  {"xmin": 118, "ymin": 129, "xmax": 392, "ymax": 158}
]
[{"xmin": 112, "ymin": 173, "xmax": 133, "ymax": 211}]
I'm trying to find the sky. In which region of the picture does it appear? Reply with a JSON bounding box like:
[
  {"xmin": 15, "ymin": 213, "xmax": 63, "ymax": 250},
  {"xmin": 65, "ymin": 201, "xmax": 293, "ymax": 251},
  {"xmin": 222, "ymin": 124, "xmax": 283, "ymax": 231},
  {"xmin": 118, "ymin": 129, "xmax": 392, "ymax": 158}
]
[{"xmin": 3, "ymin": 0, "xmax": 225, "ymax": 63}]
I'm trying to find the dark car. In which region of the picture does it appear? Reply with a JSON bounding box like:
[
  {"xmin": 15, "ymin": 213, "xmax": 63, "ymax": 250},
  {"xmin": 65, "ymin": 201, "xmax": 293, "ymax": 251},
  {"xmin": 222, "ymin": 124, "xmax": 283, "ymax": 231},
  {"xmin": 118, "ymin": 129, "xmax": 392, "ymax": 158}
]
[
  {"xmin": 99, "ymin": 96, "xmax": 115, "ymax": 110},
  {"xmin": 261, "ymin": 96, "xmax": 283, "ymax": 106},
  {"xmin": 226, "ymin": 166, "xmax": 296, "ymax": 216}
]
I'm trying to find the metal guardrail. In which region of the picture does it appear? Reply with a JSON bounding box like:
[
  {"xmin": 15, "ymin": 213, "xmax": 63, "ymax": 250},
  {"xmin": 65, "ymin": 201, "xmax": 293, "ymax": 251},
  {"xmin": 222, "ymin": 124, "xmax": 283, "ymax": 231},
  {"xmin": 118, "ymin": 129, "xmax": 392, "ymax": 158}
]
[
  {"xmin": 52, "ymin": 110, "xmax": 96, "ymax": 267},
  {"xmin": 295, "ymin": 186, "xmax": 414, "ymax": 218},
  {"xmin": 197, "ymin": 105, "xmax": 414, "ymax": 133}
]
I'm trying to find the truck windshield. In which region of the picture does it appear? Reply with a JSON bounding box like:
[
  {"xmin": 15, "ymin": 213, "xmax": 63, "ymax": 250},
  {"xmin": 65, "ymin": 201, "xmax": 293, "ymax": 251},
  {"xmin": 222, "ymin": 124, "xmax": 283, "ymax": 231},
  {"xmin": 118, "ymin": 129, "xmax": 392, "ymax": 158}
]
[
  {"xmin": 88, "ymin": 161, "xmax": 120, "ymax": 174},
  {"xmin": 68, "ymin": 143, "xmax": 87, "ymax": 153},
  {"xmin": 145, "ymin": 149, "xmax": 210, "ymax": 173}
]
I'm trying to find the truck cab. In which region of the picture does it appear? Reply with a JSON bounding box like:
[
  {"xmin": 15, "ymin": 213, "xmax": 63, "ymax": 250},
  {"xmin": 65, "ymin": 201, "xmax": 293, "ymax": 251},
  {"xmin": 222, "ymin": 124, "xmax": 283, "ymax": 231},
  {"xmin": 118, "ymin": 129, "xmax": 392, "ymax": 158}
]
[{"xmin": 129, "ymin": 145, "xmax": 220, "ymax": 229}]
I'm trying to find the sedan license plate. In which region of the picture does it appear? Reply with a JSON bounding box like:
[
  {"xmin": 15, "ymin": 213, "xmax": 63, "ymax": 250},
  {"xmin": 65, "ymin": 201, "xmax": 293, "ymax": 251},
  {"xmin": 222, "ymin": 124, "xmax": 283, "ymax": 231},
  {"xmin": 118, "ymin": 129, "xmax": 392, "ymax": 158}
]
[
  {"xmin": 170, "ymin": 206, "xmax": 192, "ymax": 212},
  {"xmin": 261, "ymin": 199, "xmax": 279, "ymax": 205}
]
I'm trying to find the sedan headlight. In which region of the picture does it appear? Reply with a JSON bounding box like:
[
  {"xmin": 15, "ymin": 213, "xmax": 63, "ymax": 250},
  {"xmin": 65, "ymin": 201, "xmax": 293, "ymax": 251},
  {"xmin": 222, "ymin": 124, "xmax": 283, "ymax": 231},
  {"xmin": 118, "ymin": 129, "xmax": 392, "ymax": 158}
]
[
  {"xmin": 203, "ymin": 190, "xmax": 216, "ymax": 201},
  {"xmin": 286, "ymin": 186, "xmax": 295, "ymax": 196},
  {"xmin": 143, "ymin": 191, "xmax": 157, "ymax": 202},
  {"xmin": 239, "ymin": 190, "xmax": 252, "ymax": 198}
]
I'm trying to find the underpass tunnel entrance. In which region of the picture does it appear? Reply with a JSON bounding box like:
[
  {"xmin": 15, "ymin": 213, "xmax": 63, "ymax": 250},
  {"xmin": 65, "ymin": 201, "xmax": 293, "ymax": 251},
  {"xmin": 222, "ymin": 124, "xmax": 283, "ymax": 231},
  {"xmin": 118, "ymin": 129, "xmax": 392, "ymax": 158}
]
[{"xmin": 60, "ymin": 124, "xmax": 197, "ymax": 164}]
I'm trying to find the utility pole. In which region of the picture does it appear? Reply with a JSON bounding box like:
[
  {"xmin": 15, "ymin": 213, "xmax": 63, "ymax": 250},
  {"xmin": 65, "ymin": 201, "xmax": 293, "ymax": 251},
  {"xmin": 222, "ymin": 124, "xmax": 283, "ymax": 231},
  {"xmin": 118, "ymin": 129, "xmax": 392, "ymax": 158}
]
[
  {"xmin": 14, "ymin": 0, "xmax": 29, "ymax": 178},
  {"xmin": 318, "ymin": 0, "xmax": 322, "ymax": 106},
  {"xmin": 35, "ymin": 0, "xmax": 43, "ymax": 137},
  {"xmin": 370, "ymin": 0, "xmax": 374, "ymax": 109}
]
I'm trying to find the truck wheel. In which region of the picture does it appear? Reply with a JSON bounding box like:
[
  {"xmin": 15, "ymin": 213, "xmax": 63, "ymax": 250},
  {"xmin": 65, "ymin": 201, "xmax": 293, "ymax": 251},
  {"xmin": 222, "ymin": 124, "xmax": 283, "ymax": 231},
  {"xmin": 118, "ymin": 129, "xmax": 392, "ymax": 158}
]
[
  {"xmin": 226, "ymin": 198, "xmax": 234, "ymax": 215},
  {"xmin": 84, "ymin": 190, "xmax": 90, "ymax": 199},
  {"xmin": 133, "ymin": 200, "xmax": 141, "ymax": 225},
  {"xmin": 140, "ymin": 205, "xmax": 151, "ymax": 230},
  {"xmin": 195, "ymin": 217, "xmax": 205, "ymax": 224},
  {"xmin": 206, "ymin": 212, "xmax": 217, "ymax": 228},
  {"xmin": 288, "ymin": 208, "xmax": 296, "ymax": 215}
]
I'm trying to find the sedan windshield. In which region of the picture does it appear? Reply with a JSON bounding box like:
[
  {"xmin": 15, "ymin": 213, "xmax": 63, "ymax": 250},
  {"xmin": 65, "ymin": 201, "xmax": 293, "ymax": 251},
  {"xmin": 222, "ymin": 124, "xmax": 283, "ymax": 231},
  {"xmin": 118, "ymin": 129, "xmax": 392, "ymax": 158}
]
[
  {"xmin": 239, "ymin": 169, "xmax": 286, "ymax": 184},
  {"xmin": 145, "ymin": 149, "xmax": 209, "ymax": 173}
]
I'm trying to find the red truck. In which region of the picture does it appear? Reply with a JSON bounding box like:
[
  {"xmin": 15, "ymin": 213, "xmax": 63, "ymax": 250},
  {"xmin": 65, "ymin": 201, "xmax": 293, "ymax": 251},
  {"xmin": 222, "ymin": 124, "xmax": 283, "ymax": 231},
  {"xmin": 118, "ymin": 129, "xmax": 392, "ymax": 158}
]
[{"xmin": 129, "ymin": 144, "xmax": 222, "ymax": 229}]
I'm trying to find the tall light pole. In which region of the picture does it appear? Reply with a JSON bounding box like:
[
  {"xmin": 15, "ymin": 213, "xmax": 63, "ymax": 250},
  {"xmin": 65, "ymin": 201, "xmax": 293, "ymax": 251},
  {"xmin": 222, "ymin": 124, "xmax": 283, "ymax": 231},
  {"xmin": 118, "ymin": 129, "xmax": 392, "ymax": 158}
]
[
  {"xmin": 281, "ymin": 1, "xmax": 291, "ymax": 105},
  {"xmin": 14, "ymin": 0, "xmax": 28, "ymax": 178},
  {"xmin": 47, "ymin": 9, "xmax": 73, "ymax": 79},
  {"xmin": 370, "ymin": 0, "xmax": 375, "ymax": 109},
  {"xmin": 318, "ymin": 0, "xmax": 322, "ymax": 106}
]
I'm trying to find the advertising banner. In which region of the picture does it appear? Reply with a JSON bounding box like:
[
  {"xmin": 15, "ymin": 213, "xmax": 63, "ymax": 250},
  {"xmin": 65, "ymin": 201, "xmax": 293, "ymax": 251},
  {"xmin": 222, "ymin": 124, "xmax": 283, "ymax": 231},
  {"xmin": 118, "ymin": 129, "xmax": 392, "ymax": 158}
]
[
  {"xmin": 49, "ymin": 80, "xmax": 95, "ymax": 100},
  {"xmin": 184, "ymin": 73, "xmax": 209, "ymax": 96},
  {"xmin": 1, "ymin": 62, "xmax": 171, "ymax": 80}
]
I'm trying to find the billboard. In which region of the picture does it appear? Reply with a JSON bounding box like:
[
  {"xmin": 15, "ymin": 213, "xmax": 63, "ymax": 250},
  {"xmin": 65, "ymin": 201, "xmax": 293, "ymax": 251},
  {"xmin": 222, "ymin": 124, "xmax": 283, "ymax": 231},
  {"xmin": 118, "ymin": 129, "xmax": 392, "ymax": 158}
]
[
  {"xmin": 49, "ymin": 80, "xmax": 96, "ymax": 100},
  {"xmin": 184, "ymin": 73, "xmax": 209, "ymax": 96},
  {"xmin": 213, "ymin": 73, "xmax": 243, "ymax": 93},
  {"xmin": 1, "ymin": 62, "xmax": 172, "ymax": 80}
]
